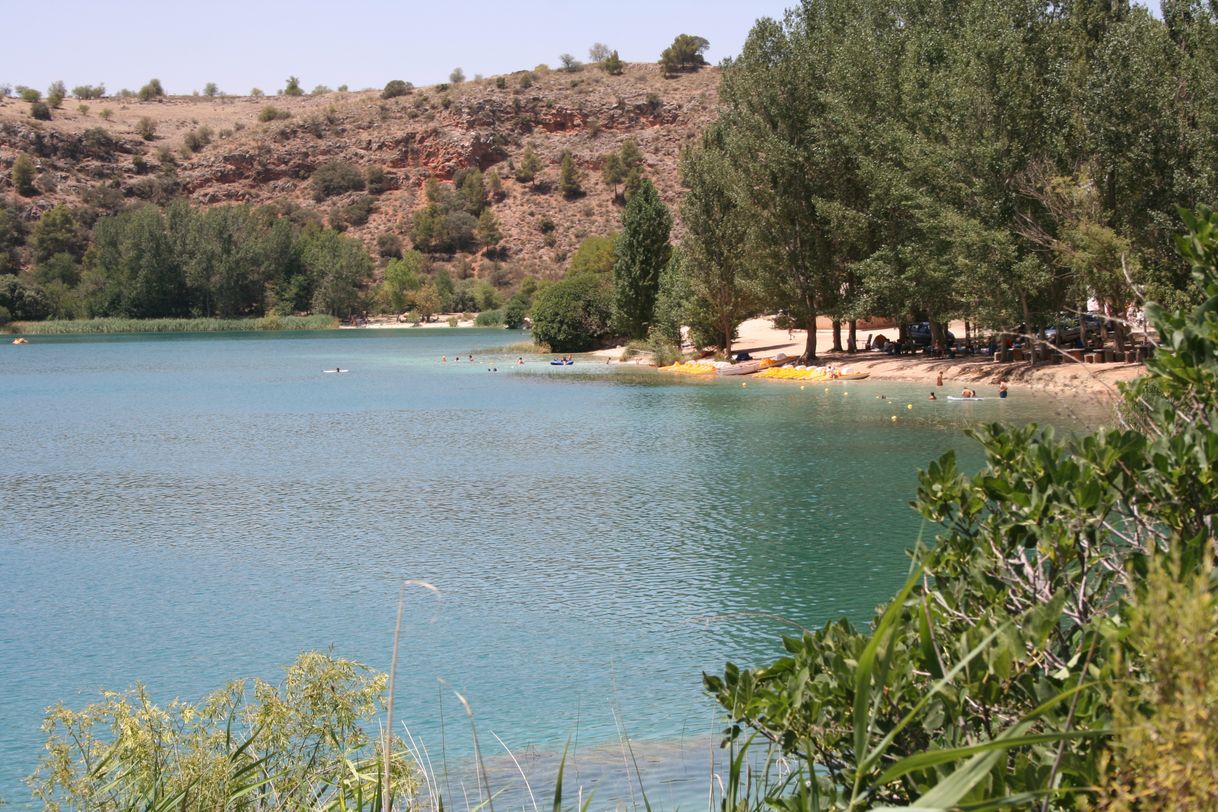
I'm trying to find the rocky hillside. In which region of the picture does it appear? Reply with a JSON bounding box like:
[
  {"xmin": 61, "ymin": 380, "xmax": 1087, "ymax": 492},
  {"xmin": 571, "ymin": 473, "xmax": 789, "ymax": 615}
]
[{"xmin": 0, "ymin": 64, "xmax": 719, "ymax": 279}]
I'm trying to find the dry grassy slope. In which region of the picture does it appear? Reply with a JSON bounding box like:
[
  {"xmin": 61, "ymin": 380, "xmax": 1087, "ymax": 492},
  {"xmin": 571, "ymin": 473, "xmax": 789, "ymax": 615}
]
[{"xmin": 0, "ymin": 64, "xmax": 720, "ymax": 279}]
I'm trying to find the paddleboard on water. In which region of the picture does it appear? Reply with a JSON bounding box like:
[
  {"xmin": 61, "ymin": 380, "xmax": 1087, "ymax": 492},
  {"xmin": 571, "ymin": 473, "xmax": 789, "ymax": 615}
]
[
  {"xmin": 946, "ymin": 395, "xmax": 989, "ymax": 401},
  {"xmin": 324, "ymin": 369, "xmax": 350, "ymax": 373}
]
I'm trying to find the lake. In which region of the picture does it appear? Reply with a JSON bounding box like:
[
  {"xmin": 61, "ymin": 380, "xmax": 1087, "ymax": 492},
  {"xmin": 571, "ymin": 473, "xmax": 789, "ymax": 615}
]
[{"xmin": 0, "ymin": 329, "xmax": 1106, "ymax": 807}]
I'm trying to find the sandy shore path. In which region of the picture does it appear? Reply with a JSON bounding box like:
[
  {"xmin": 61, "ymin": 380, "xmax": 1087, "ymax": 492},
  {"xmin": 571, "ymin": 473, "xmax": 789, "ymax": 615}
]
[{"xmin": 598, "ymin": 317, "xmax": 1147, "ymax": 399}]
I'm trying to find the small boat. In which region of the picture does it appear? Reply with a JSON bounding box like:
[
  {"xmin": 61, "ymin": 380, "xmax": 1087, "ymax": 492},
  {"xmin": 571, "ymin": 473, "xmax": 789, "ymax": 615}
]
[
  {"xmin": 323, "ymin": 368, "xmax": 350, "ymax": 373},
  {"xmin": 716, "ymin": 360, "xmax": 762, "ymax": 376},
  {"xmin": 550, "ymin": 359, "xmax": 574, "ymax": 366},
  {"xmin": 946, "ymin": 395, "xmax": 989, "ymax": 401}
]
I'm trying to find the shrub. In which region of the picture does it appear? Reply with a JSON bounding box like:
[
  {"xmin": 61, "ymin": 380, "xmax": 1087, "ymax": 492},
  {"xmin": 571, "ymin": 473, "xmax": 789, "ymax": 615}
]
[
  {"xmin": 73, "ymin": 84, "xmax": 105, "ymax": 99},
  {"xmin": 46, "ymin": 80, "xmax": 66, "ymax": 108},
  {"xmin": 182, "ymin": 126, "xmax": 213, "ymax": 153},
  {"xmin": 381, "ymin": 79, "xmax": 413, "ymax": 99},
  {"xmin": 449, "ymin": 67, "xmax": 465, "ymax": 84},
  {"xmin": 138, "ymin": 78, "xmax": 165, "ymax": 101},
  {"xmin": 18, "ymin": 86, "xmax": 40, "ymax": 102},
  {"xmin": 203, "ymin": 82, "xmax": 218, "ymax": 97},
  {"xmin": 117, "ymin": 88, "xmax": 135, "ymax": 98},
  {"xmin": 77, "ymin": 104, "xmax": 89, "ymax": 115},
  {"xmin": 0, "ymin": 84, "xmax": 11, "ymax": 98},
  {"xmin": 659, "ymin": 34, "xmax": 709, "ymax": 75},
  {"xmin": 474, "ymin": 308, "xmax": 504, "ymax": 326},
  {"xmin": 530, "ymin": 273, "xmax": 614, "ymax": 351},
  {"xmin": 495, "ymin": 76, "xmax": 507, "ymax": 89},
  {"xmin": 519, "ymin": 72, "xmax": 533, "ymax": 89},
  {"xmin": 338, "ymin": 195, "xmax": 373, "ymax": 227},
  {"xmin": 99, "ymin": 108, "xmax": 113, "ymax": 121},
  {"xmin": 30, "ymin": 102, "xmax": 51, "ymax": 120},
  {"xmin": 538, "ymin": 216, "xmax": 556, "ymax": 234},
  {"xmin": 282, "ymin": 76, "xmax": 303, "ymax": 96},
  {"xmin": 311, "ymin": 160, "xmax": 365, "ymax": 200},
  {"xmin": 258, "ymin": 105, "xmax": 291, "ymax": 122},
  {"xmin": 250, "ymin": 87, "xmax": 264, "ymax": 97},
  {"xmin": 558, "ymin": 150, "xmax": 583, "ymax": 198},
  {"xmin": 11, "ymin": 155, "xmax": 36, "ymax": 196},
  {"xmin": 589, "ymin": 43, "xmax": 612, "ymax": 63},
  {"xmin": 602, "ymin": 50, "xmax": 625, "ymax": 75},
  {"xmin": 559, "ymin": 53, "xmax": 582, "ymax": 72},
  {"xmin": 365, "ymin": 165, "xmax": 387, "ymax": 194},
  {"xmin": 503, "ymin": 292, "xmax": 529, "ymax": 328},
  {"xmin": 81, "ymin": 127, "xmax": 119, "ymax": 159},
  {"xmin": 310, "ymin": 85, "xmax": 331, "ymax": 95},
  {"xmin": 377, "ymin": 232, "xmax": 402, "ymax": 259},
  {"xmin": 136, "ymin": 116, "xmax": 156, "ymax": 140}
]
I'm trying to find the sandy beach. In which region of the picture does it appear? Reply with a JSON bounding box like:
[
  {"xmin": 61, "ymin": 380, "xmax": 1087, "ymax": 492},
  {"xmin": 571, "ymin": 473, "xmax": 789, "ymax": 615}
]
[{"xmin": 599, "ymin": 317, "xmax": 1147, "ymax": 399}]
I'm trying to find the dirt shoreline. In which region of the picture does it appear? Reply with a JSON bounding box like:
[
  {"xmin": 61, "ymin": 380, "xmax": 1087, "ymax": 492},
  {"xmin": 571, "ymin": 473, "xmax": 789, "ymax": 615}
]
[{"xmin": 598, "ymin": 316, "xmax": 1147, "ymax": 399}]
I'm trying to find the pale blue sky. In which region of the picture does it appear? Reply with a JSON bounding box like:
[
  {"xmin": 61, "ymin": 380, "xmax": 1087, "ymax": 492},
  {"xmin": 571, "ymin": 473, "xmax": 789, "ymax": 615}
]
[{"xmin": 2, "ymin": 0, "xmax": 1162, "ymax": 95}]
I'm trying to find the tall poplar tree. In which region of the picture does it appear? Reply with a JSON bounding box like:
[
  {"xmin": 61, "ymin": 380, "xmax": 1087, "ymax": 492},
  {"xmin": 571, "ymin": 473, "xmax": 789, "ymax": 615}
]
[{"xmin": 612, "ymin": 180, "xmax": 671, "ymax": 339}]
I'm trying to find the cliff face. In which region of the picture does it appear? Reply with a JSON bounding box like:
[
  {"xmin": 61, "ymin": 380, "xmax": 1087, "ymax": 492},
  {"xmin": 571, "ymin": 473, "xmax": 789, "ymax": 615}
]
[{"xmin": 0, "ymin": 64, "xmax": 719, "ymax": 277}]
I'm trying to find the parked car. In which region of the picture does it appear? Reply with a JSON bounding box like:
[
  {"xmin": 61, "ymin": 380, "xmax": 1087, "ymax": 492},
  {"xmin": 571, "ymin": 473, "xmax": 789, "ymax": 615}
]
[
  {"xmin": 1043, "ymin": 314, "xmax": 1104, "ymax": 345},
  {"xmin": 905, "ymin": 321, "xmax": 956, "ymax": 347}
]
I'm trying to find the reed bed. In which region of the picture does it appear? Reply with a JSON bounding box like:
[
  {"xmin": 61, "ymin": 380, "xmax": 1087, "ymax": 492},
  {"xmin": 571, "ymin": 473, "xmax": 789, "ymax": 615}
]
[{"xmin": 6, "ymin": 315, "xmax": 339, "ymax": 335}]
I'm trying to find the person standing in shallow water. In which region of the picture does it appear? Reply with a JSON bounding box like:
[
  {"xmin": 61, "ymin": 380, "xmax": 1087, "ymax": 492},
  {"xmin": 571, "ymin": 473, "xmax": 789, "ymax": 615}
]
[
  {"xmin": 936, "ymin": 370, "xmax": 943, "ymax": 387},
  {"xmin": 999, "ymin": 381, "xmax": 1009, "ymax": 398}
]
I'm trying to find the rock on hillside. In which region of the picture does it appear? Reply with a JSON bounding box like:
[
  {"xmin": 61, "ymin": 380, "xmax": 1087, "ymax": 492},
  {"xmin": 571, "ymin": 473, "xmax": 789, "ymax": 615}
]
[{"xmin": 0, "ymin": 64, "xmax": 719, "ymax": 278}]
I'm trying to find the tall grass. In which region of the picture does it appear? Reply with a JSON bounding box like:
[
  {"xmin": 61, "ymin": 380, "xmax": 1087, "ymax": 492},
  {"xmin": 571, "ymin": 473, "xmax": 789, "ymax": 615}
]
[{"xmin": 6, "ymin": 315, "xmax": 339, "ymax": 335}]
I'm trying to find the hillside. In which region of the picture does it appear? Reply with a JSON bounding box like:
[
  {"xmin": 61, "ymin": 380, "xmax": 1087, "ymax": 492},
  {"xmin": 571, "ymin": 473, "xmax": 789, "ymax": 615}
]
[{"xmin": 0, "ymin": 64, "xmax": 719, "ymax": 280}]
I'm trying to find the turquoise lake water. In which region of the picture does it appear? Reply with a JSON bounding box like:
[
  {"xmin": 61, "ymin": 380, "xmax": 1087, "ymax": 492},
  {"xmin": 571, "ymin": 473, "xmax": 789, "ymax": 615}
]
[{"xmin": 0, "ymin": 329, "xmax": 1108, "ymax": 807}]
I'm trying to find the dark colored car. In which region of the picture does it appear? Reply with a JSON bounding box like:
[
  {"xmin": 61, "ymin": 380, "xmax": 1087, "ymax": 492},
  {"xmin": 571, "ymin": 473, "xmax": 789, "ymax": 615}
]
[
  {"xmin": 905, "ymin": 322, "xmax": 956, "ymax": 347},
  {"xmin": 1043, "ymin": 314, "xmax": 1104, "ymax": 345}
]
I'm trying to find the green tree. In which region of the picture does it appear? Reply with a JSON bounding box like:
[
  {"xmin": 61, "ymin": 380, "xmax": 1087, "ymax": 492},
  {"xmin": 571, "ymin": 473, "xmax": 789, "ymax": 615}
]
[
  {"xmin": 659, "ymin": 34, "xmax": 709, "ymax": 75},
  {"xmin": 414, "ymin": 281, "xmax": 441, "ymax": 321},
  {"xmin": 137, "ymin": 78, "xmax": 165, "ymax": 101},
  {"xmin": 12, "ymin": 157, "xmax": 36, "ymax": 198},
  {"xmin": 310, "ymin": 161, "xmax": 364, "ymax": 200},
  {"xmin": 449, "ymin": 67, "xmax": 465, "ymax": 84},
  {"xmin": 30, "ymin": 102, "xmax": 51, "ymax": 120},
  {"xmin": 559, "ymin": 53, "xmax": 582, "ymax": 72},
  {"xmin": 679, "ymin": 124, "xmax": 762, "ymax": 354},
  {"xmin": 282, "ymin": 76, "xmax": 303, "ymax": 96},
  {"xmin": 515, "ymin": 144, "xmax": 541, "ymax": 187},
  {"xmin": 558, "ymin": 150, "xmax": 583, "ymax": 198},
  {"xmin": 531, "ymin": 273, "xmax": 614, "ymax": 351},
  {"xmin": 476, "ymin": 208, "xmax": 502, "ymax": 252},
  {"xmin": 569, "ymin": 234, "xmax": 617, "ymax": 276},
  {"xmin": 203, "ymin": 82, "xmax": 219, "ymax": 97},
  {"xmin": 378, "ymin": 250, "xmax": 424, "ymax": 312},
  {"xmin": 503, "ymin": 291, "xmax": 530, "ymax": 328},
  {"xmin": 30, "ymin": 205, "xmax": 84, "ymax": 264},
  {"xmin": 601, "ymin": 50, "xmax": 625, "ymax": 76},
  {"xmin": 612, "ymin": 180, "xmax": 671, "ymax": 338},
  {"xmin": 299, "ymin": 227, "xmax": 373, "ymax": 318},
  {"xmin": 381, "ymin": 79, "xmax": 412, "ymax": 99},
  {"xmin": 588, "ymin": 43, "xmax": 612, "ymax": 63},
  {"xmin": 46, "ymin": 80, "xmax": 66, "ymax": 108}
]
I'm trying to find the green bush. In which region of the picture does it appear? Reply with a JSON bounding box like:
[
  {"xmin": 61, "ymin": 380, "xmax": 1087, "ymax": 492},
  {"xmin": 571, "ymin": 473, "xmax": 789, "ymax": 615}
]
[
  {"xmin": 449, "ymin": 67, "xmax": 465, "ymax": 84},
  {"xmin": 474, "ymin": 308, "xmax": 504, "ymax": 326},
  {"xmin": 311, "ymin": 160, "xmax": 365, "ymax": 200},
  {"xmin": 258, "ymin": 105, "xmax": 291, "ymax": 122},
  {"xmin": 73, "ymin": 84, "xmax": 105, "ymax": 99},
  {"xmin": 136, "ymin": 116, "xmax": 156, "ymax": 140},
  {"xmin": 30, "ymin": 101, "xmax": 51, "ymax": 120},
  {"xmin": 365, "ymin": 165, "xmax": 387, "ymax": 194},
  {"xmin": 17, "ymin": 86, "xmax": 40, "ymax": 102},
  {"xmin": 0, "ymin": 273, "xmax": 51, "ymax": 320},
  {"xmin": 182, "ymin": 126, "xmax": 213, "ymax": 152},
  {"xmin": 46, "ymin": 80, "xmax": 66, "ymax": 108},
  {"xmin": 377, "ymin": 232, "xmax": 402, "ymax": 258},
  {"xmin": 282, "ymin": 75, "xmax": 303, "ymax": 96},
  {"xmin": 203, "ymin": 82, "xmax": 218, "ymax": 97},
  {"xmin": 495, "ymin": 76, "xmax": 507, "ymax": 89},
  {"xmin": 530, "ymin": 273, "xmax": 613, "ymax": 351},
  {"xmin": 381, "ymin": 79, "xmax": 413, "ymax": 99},
  {"xmin": 137, "ymin": 78, "xmax": 165, "ymax": 101}
]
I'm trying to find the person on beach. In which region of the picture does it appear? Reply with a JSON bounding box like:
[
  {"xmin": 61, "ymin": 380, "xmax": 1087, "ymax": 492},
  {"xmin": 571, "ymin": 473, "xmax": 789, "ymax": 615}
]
[
  {"xmin": 929, "ymin": 392, "xmax": 937, "ymax": 400},
  {"xmin": 999, "ymin": 381, "xmax": 1009, "ymax": 399},
  {"xmin": 936, "ymin": 370, "xmax": 943, "ymax": 387}
]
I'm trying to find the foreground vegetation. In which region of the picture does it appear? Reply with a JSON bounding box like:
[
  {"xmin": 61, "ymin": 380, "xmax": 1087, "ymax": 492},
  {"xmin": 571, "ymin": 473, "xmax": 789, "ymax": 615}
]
[
  {"xmin": 24, "ymin": 210, "xmax": 1218, "ymax": 810},
  {"xmin": 706, "ymin": 208, "xmax": 1218, "ymax": 809}
]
